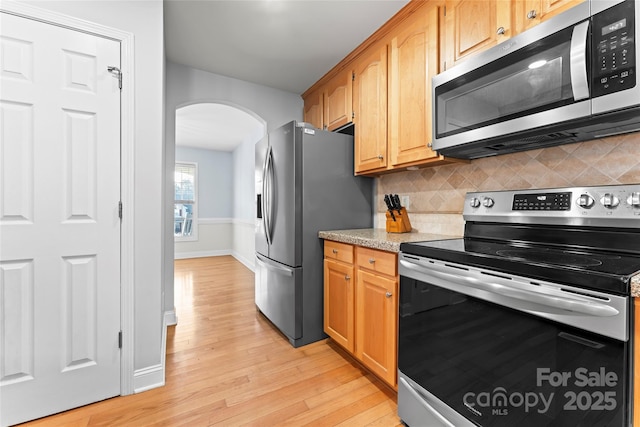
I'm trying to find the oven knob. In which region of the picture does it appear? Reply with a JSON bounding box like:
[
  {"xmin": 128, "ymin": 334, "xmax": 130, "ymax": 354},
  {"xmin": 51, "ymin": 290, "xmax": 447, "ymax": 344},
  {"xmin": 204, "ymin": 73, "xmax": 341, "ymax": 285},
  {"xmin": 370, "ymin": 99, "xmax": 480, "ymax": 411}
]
[
  {"xmin": 600, "ymin": 193, "xmax": 620, "ymax": 209},
  {"xmin": 482, "ymin": 197, "xmax": 495, "ymax": 208},
  {"xmin": 627, "ymin": 192, "xmax": 640, "ymax": 207},
  {"xmin": 577, "ymin": 194, "xmax": 595, "ymax": 209},
  {"xmin": 469, "ymin": 197, "xmax": 481, "ymax": 208}
]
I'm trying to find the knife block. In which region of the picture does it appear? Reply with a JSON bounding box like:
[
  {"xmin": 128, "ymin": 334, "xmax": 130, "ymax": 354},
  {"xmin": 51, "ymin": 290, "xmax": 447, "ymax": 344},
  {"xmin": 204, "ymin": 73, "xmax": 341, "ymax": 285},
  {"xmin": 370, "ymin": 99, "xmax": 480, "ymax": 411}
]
[{"xmin": 385, "ymin": 208, "xmax": 412, "ymax": 233}]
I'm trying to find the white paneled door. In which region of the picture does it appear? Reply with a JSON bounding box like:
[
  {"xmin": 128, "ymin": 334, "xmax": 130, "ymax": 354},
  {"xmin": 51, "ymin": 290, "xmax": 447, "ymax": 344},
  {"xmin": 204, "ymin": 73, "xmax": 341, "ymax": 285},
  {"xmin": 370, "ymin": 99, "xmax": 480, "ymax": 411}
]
[{"xmin": 0, "ymin": 12, "xmax": 121, "ymax": 426}]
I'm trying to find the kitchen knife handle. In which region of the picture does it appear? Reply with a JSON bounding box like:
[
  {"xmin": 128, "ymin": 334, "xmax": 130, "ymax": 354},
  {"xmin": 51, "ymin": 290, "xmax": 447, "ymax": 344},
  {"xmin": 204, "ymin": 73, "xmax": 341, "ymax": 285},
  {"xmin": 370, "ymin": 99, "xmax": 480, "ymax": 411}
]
[{"xmin": 384, "ymin": 194, "xmax": 396, "ymax": 221}]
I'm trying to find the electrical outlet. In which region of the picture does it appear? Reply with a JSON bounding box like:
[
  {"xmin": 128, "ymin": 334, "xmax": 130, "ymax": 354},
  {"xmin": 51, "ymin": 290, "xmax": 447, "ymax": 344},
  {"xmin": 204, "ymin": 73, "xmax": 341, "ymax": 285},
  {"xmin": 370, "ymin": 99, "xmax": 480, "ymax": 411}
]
[{"xmin": 401, "ymin": 195, "xmax": 410, "ymax": 210}]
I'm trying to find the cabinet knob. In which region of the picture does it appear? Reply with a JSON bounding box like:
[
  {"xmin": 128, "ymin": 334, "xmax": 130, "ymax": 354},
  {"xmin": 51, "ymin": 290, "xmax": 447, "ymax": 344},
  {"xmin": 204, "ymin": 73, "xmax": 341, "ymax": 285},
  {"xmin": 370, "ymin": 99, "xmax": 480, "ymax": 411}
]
[
  {"xmin": 332, "ymin": 249, "xmax": 338, "ymax": 254},
  {"xmin": 496, "ymin": 26, "xmax": 505, "ymax": 35},
  {"xmin": 385, "ymin": 292, "xmax": 393, "ymax": 298},
  {"xmin": 377, "ymin": 154, "xmax": 384, "ymax": 160},
  {"xmin": 368, "ymin": 258, "xmax": 376, "ymax": 264},
  {"xmin": 527, "ymin": 10, "xmax": 537, "ymax": 19},
  {"xmin": 345, "ymin": 275, "xmax": 351, "ymax": 281}
]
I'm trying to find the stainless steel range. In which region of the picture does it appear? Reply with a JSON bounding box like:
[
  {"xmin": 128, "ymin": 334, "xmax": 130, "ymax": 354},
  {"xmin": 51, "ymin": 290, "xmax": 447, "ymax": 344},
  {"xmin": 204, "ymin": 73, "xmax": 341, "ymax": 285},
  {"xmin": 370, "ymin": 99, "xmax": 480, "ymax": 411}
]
[{"xmin": 398, "ymin": 185, "xmax": 640, "ymax": 427}]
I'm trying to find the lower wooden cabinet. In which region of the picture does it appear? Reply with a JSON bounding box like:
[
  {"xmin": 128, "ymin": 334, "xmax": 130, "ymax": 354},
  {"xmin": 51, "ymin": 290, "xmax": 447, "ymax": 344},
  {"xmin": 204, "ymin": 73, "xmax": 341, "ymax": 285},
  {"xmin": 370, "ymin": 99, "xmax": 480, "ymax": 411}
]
[
  {"xmin": 324, "ymin": 258, "xmax": 355, "ymax": 352},
  {"xmin": 356, "ymin": 269, "xmax": 398, "ymax": 386},
  {"xmin": 323, "ymin": 240, "xmax": 398, "ymax": 388}
]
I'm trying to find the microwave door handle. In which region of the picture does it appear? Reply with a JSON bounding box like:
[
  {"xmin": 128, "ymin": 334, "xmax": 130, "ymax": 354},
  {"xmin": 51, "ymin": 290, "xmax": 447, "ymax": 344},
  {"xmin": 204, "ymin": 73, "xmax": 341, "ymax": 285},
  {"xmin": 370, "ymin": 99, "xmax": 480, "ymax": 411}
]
[{"xmin": 570, "ymin": 20, "xmax": 590, "ymax": 101}]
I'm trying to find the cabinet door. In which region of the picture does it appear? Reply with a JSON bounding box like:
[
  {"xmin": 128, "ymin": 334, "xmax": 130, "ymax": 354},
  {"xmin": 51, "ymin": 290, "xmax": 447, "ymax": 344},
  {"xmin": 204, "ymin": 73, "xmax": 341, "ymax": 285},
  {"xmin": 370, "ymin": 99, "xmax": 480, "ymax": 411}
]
[
  {"xmin": 390, "ymin": 3, "xmax": 442, "ymax": 166},
  {"xmin": 324, "ymin": 259, "xmax": 355, "ymax": 352},
  {"xmin": 356, "ymin": 269, "xmax": 398, "ymax": 386},
  {"xmin": 353, "ymin": 43, "xmax": 388, "ymax": 174},
  {"xmin": 443, "ymin": 0, "xmax": 511, "ymax": 69},
  {"xmin": 513, "ymin": 0, "xmax": 584, "ymax": 35},
  {"xmin": 303, "ymin": 87, "xmax": 324, "ymax": 129},
  {"xmin": 324, "ymin": 69, "xmax": 353, "ymax": 132}
]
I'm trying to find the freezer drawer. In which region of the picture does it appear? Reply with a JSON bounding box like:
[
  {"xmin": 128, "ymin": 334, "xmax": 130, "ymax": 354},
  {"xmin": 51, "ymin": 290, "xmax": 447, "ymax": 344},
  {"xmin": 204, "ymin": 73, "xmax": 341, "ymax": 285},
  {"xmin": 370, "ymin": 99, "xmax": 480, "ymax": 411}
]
[{"xmin": 255, "ymin": 254, "xmax": 302, "ymax": 340}]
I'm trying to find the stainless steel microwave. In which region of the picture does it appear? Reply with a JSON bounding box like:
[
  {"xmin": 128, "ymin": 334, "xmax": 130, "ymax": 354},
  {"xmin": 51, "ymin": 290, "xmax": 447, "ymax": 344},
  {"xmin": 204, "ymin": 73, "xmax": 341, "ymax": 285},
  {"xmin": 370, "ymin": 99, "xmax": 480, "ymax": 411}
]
[{"xmin": 432, "ymin": 0, "xmax": 640, "ymax": 159}]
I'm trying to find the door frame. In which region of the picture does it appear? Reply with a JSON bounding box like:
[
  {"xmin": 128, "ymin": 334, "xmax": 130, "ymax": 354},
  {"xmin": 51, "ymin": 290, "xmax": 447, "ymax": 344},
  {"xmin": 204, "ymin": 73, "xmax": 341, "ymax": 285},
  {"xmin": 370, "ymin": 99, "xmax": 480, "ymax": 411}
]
[{"xmin": 1, "ymin": 1, "xmax": 136, "ymax": 395}]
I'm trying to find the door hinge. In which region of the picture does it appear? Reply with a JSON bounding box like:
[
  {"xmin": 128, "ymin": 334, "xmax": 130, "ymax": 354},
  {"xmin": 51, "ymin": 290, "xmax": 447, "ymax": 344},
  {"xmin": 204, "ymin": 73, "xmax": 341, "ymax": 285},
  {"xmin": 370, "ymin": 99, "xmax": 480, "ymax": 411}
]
[
  {"xmin": 352, "ymin": 111, "xmax": 355, "ymax": 119},
  {"xmin": 118, "ymin": 201, "xmax": 123, "ymax": 220},
  {"xmin": 108, "ymin": 66, "xmax": 122, "ymax": 90},
  {"xmin": 118, "ymin": 331, "xmax": 122, "ymax": 349},
  {"xmin": 352, "ymin": 71, "xmax": 355, "ymax": 81}
]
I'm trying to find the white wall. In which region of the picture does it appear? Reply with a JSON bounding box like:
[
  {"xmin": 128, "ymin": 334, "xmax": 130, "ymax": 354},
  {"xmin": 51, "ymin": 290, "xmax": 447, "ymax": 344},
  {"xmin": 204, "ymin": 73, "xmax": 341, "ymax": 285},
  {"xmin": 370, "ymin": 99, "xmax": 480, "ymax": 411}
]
[
  {"xmin": 164, "ymin": 61, "xmax": 302, "ymax": 322},
  {"xmin": 23, "ymin": 0, "xmax": 166, "ymax": 387},
  {"xmin": 176, "ymin": 146, "xmax": 233, "ymax": 218},
  {"xmin": 175, "ymin": 146, "xmax": 234, "ymax": 258}
]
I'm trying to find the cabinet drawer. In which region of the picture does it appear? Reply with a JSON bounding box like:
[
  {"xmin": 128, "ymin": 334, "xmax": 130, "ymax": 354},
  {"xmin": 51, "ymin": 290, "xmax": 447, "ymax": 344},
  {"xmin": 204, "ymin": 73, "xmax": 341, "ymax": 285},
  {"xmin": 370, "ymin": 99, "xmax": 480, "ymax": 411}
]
[
  {"xmin": 324, "ymin": 241, "xmax": 354, "ymax": 264},
  {"xmin": 356, "ymin": 247, "xmax": 397, "ymax": 277}
]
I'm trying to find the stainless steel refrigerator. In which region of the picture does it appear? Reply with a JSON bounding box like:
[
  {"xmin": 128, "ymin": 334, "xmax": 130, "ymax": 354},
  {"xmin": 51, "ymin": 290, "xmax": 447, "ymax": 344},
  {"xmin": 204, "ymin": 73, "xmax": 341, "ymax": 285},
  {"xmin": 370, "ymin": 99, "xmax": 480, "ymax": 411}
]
[{"xmin": 255, "ymin": 121, "xmax": 372, "ymax": 347}]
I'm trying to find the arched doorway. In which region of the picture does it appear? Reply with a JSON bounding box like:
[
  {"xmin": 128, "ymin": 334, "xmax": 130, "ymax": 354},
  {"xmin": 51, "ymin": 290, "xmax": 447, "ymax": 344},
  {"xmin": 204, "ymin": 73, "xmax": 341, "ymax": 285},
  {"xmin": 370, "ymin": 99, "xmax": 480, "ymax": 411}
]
[{"xmin": 173, "ymin": 102, "xmax": 265, "ymax": 257}]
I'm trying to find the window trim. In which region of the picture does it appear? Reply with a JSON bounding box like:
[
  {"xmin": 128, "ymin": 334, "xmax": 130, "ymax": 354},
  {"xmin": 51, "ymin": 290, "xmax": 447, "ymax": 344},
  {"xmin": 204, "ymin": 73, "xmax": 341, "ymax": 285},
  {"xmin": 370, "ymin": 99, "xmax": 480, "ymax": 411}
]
[{"xmin": 174, "ymin": 161, "xmax": 198, "ymax": 242}]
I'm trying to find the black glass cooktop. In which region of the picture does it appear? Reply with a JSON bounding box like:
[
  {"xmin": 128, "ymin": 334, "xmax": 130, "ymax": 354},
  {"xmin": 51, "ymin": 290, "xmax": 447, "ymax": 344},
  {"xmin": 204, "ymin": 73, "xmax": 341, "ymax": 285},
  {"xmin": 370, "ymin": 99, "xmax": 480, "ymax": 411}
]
[{"xmin": 400, "ymin": 238, "xmax": 640, "ymax": 295}]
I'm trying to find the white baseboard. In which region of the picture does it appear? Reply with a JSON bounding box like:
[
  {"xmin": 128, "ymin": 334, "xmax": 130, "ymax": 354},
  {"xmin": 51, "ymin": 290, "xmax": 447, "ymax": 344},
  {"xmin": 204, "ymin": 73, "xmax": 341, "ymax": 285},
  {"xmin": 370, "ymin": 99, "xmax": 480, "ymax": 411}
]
[
  {"xmin": 164, "ymin": 308, "xmax": 177, "ymax": 326},
  {"xmin": 133, "ymin": 364, "xmax": 164, "ymax": 393},
  {"xmin": 174, "ymin": 249, "xmax": 231, "ymax": 260},
  {"xmin": 134, "ymin": 309, "xmax": 171, "ymax": 393},
  {"xmin": 232, "ymin": 250, "xmax": 255, "ymax": 272}
]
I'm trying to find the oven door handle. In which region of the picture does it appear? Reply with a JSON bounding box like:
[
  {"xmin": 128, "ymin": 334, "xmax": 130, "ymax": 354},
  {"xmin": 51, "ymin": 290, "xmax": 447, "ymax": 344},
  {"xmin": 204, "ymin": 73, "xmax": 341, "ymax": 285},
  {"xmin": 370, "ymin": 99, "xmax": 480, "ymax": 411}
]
[{"xmin": 400, "ymin": 259, "xmax": 619, "ymax": 317}]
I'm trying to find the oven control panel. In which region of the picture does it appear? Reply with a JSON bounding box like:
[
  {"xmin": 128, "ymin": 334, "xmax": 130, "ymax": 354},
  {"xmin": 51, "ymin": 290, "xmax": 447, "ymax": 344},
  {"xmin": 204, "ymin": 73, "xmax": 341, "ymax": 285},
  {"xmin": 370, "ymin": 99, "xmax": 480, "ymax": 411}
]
[
  {"xmin": 512, "ymin": 192, "xmax": 572, "ymax": 211},
  {"xmin": 464, "ymin": 185, "xmax": 640, "ymax": 227}
]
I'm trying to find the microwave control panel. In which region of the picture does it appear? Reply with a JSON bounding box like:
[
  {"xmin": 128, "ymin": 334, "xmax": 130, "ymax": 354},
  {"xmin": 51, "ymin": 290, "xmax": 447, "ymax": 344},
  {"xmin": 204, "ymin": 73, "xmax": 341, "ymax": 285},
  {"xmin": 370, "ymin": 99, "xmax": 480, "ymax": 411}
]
[{"xmin": 592, "ymin": 0, "xmax": 636, "ymax": 98}]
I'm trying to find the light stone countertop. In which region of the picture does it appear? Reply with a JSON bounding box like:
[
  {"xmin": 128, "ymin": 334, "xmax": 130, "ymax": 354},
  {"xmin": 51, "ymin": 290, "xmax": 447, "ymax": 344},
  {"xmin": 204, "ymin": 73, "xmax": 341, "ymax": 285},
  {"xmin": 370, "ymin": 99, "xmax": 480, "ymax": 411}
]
[
  {"xmin": 319, "ymin": 228, "xmax": 459, "ymax": 253},
  {"xmin": 631, "ymin": 274, "xmax": 640, "ymax": 298}
]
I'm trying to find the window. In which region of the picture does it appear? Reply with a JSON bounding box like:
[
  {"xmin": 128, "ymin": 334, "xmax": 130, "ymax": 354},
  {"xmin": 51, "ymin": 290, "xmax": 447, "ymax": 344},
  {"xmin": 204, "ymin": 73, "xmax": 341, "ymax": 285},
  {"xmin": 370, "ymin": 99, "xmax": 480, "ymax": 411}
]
[{"xmin": 174, "ymin": 162, "xmax": 197, "ymax": 240}]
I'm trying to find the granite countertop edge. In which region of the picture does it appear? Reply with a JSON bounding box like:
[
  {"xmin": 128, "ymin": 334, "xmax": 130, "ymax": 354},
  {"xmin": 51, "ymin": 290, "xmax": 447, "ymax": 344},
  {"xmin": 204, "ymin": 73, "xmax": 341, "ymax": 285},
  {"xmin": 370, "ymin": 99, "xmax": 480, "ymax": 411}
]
[
  {"xmin": 319, "ymin": 228, "xmax": 459, "ymax": 253},
  {"xmin": 631, "ymin": 274, "xmax": 640, "ymax": 298}
]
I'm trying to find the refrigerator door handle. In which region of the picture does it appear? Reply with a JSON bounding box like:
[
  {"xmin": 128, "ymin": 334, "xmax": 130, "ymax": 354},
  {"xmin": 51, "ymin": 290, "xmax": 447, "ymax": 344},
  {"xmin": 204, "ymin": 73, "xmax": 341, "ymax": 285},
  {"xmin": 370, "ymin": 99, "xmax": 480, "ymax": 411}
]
[
  {"xmin": 256, "ymin": 253, "xmax": 294, "ymax": 276},
  {"xmin": 266, "ymin": 146, "xmax": 276, "ymax": 245},
  {"xmin": 262, "ymin": 145, "xmax": 273, "ymax": 245}
]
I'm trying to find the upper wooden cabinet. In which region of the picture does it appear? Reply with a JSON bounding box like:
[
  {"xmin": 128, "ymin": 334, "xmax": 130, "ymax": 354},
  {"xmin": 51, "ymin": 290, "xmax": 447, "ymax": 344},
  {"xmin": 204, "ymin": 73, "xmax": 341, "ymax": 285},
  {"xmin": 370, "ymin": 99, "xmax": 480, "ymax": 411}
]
[
  {"xmin": 303, "ymin": 87, "xmax": 323, "ymax": 129},
  {"xmin": 324, "ymin": 69, "xmax": 353, "ymax": 131},
  {"xmin": 353, "ymin": 42, "xmax": 388, "ymax": 174},
  {"xmin": 443, "ymin": 0, "xmax": 512, "ymax": 69},
  {"xmin": 303, "ymin": 0, "xmax": 584, "ymax": 173},
  {"xmin": 513, "ymin": 0, "xmax": 585, "ymax": 34},
  {"xmin": 390, "ymin": 2, "xmax": 444, "ymax": 167},
  {"xmin": 443, "ymin": 0, "xmax": 584, "ymax": 69}
]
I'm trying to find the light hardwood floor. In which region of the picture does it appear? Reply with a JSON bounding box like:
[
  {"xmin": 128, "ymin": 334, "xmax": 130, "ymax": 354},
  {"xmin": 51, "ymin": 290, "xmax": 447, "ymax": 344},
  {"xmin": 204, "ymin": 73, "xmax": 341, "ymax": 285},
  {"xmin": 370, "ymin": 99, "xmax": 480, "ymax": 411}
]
[{"xmin": 22, "ymin": 256, "xmax": 402, "ymax": 426}]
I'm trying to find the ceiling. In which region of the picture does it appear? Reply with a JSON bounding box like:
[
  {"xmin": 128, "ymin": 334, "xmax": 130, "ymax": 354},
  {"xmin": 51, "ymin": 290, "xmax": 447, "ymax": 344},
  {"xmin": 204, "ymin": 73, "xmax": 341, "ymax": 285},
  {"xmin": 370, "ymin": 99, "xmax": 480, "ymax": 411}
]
[
  {"xmin": 165, "ymin": 0, "xmax": 410, "ymax": 151},
  {"xmin": 175, "ymin": 104, "xmax": 265, "ymax": 151}
]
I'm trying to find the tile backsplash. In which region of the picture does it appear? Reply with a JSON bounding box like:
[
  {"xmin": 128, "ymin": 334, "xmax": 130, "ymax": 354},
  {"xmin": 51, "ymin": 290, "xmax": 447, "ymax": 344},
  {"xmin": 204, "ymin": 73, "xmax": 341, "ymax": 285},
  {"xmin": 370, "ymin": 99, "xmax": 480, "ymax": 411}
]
[{"xmin": 375, "ymin": 133, "xmax": 640, "ymax": 235}]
